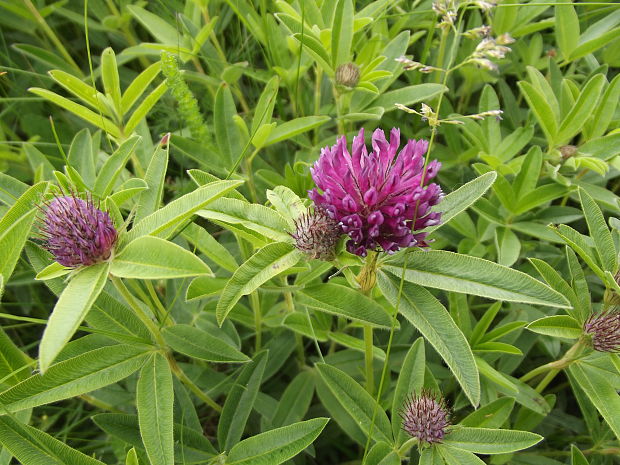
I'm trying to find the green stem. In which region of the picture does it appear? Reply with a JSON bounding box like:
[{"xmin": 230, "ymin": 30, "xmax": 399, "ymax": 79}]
[
  {"xmin": 535, "ymin": 368, "xmax": 561, "ymax": 393},
  {"xmin": 250, "ymin": 292, "xmax": 262, "ymax": 351},
  {"xmin": 168, "ymin": 355, "xmax": 222, "ymax": 412},
  {"xmin": 283, "ymin": 283, "xmax": 306, "ymax": 366},
  {"xmin": 111, "ymin": 276, "xmax": 165, "ymax": 347},
  {"xmin": 364, "ymin": 324, "xmax": 374, "ymax": 394},
  {"xmin": 145, "ymin": 281, "xmax": 171, "ymax": 326},
  {"xmin": 433, "ymin": 28, "xmax": 449, "ymax": 83}
]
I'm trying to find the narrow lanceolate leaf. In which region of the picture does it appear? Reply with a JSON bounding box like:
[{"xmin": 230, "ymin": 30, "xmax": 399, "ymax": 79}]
[
  {"xmin": 0, "ymin": 416, "xmax": 106, "ymax": 465},
  {"xmin": 316, "ymin": 363, "xmax": 393, "ymax": 444},
  {"xmin": 555, "ymin": 0, "xmax": 580, "ymax": 61},
  {"xmin": 0, "ymin": 326, "xmax": 32, "ymax": 386},
  {"xmin": 124, "ymin": 180, "xmax": 244, "ymax": 242},
  {"xmin": 579, "ymin": 188, "xmax": 617, "ymax": 273},
  {"xmin": 0, "ymin": 345, "xmax": 150, "ymax": 413},
  {"xmin": 110, "ymin": 236, "xmax": 212, "ymax": 279},
  {"xmin": 135, "ymin": 140, "xmax": 169, "ymax": 223},
  {"xmin": 137, "ymin": 353, "xmax": 174, "ymax": 465},
  {"xmin": 162, "ymin": 324, "xmax": 249, "ymax": 363},
  {"xmin": 568, "ymin": 362, "xmax": 620, "ymax": 440},
  {"xmin": 216, "ymin": 243, "xmax": 302, "ymax": 325},
  {"xmin": 298, "ymin": 283, "xmax": 392, "ymax": 328},
  {"xmin": 39, "ymin": 262, "xmax": 110, "ymax": 373},
  {"xmin": 0, "ymin": 182, "xmax": 48, "ymax": 282},
  {"xmin": 378, "ymin": 272, "xmax": 480, "ymax": 407},
  {"xmin": 427, "ymin": 172, "xmax": 497, "ymax": 234},
  {"xmin": 226, "ymin": 418, "xmax": 329, "ymax": 465},
  {"xmin": 93, "ymin": 135, "xmax": 141, "ymax": 198},
  {"xmin": 437, "ymin": 444, "xmax": 486, "ymax": 465},
  {"xmin": 527, "ymin": 315, "xmax": 582, "ymax": 339},
  {"xmin": 443, "ymin": 427, "xmax": 543, "ymax": 454},
  {"xmin": 331, "ymin": 0, "xmax": 354, "ymax": 67},
  {"xmin": 383, "ymin": 251, "xmax": 570, "ymax": 308},
  {"xmin": 218, "ymin": 351, "xmax": 268, "ymax": 451}
]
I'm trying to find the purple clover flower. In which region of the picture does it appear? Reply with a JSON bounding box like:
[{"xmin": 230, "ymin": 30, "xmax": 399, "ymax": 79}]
[
  {"xmin": 41, "ymin": 195, "xmax": 117, "ymax": 268},
  {"xmin": 584, "ymin": 308, "xmax": 620, "ymax": 353},
  {"xmin": 401, "ymin": 390, "xmax": 450, "ymax": 444},
  {"xmin": 309, "ymin": 128, "xmax": 442, "ymax": 257}
]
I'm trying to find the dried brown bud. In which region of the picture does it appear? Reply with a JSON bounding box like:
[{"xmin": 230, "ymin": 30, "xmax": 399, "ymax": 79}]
[
  {"xmin": 335, "ymin": 63, "xmax": 360, "ymax": 88},
  {"xmin": 560, "ymin": 145, "xmax": 578, "ymax": 159}
]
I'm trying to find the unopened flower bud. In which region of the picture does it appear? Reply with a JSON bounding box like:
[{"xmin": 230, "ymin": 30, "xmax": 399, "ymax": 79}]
[
  {"xmin": 291, "ymin": 208, "xmax": 341, "ymax": 260},
  {"xmin": 401, "ymin": 390, "xmax": 450, "ymax": 444},
  {"xmin": 335, "ymin": 63, "xmax": 360, "ymax": 88},
  {"xmin": 560, "ymin": 145, "xmax": 578, "ymax": 159},
  {"xmin": 40, "ymin": 194, "xmax": 117, "ymax": 268},
  {"xmin": 584, "ymin": 308, "xmax": 620, "ymax": 353}
]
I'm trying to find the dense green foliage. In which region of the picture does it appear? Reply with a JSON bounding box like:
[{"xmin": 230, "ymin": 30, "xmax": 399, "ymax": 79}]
[{"xmin": 0, "ymin": 0, "xmax": 619, "ymax": 464}]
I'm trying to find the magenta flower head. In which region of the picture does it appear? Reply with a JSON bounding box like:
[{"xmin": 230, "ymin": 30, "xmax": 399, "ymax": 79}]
[
  {"xmin": 309, "ymin": 128, "xmax": 442, "ymax": 257},
  {"xmin": 40, "ymin": 194, "xmax": 117, "ymax": 268},
  {"xmin": 584, "ymin": 308, "xmax": 620, "ymax": 353},
  {"xmin": 401, "ymin": 390, "xmax": 450, "ymax": 444}
]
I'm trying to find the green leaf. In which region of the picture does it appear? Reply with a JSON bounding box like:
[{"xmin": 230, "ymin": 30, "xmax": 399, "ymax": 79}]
[
  {"xmin": 28, "ymin": 88, "xmax": 121, "ymax": 138},
  {"xmin": 93, "ymin": 135, "xmax": 140, "ymax": 197},
  {"xmin": 373, "ymin": 84, "xmax": 447, "ymax": 111},
  {"xmin": 555, "ymin": 0, "xmax": 580, "ymax": 60},
  {"xmin": 137, "ymin": 353, "xmax": 173, "ymax": 465},
  {"xmin": 331, "ymin": 0, "xmax": 353, "ymax": 67},
  {"xmin": 298, "ymin": 283, "xmax": 392, "ymax": 328},
  {"xmin": 437, "ymin": 444, "xmax": 486, "ymax": 465},
  {"xmin": 557, "ymin": 74, "xmax": 605, "ymax": 143},
  {"xmin": 0, "ymin": 416, "xmax": 105, "ymax": 465},
  {"xmin": 121, "ymin": 62, "xmax": 162, "ymax": 115},
  {"xmin": 571, "ymin": 444, "xmax": 590, "ymax": 465},
  {"xmin": 460, "ymin": 397, "xmax": 515, "ymax": 428},
  {"xmin": 92, "ymin": 413, "xmax": 217, "ymax": 461},
  {"xmin": 39, "ymin": 262, "xmax": 110, "ymax": 373},
  {"xmin": 419, "ymin": 447, "xmax": 443, "ymax": 465},
  {"xmin": 126, "ymin": 5, "xmax": 179, "ymax": 45},
  {"xmin": 101, "ymin": 47, "xmax": 122, "ymax": 116},
  {"xmin": 553, "ymin": 224, "xmax": 605, "ymax": 281},
  {"xmin": 124, "ymin": 180, "xmax": 243, "ymax": 242},
  {"xmin": 427, "ymin": 171, "xmax": 497, "ymax": 235},
  {"xmin": 527, "ymin": 315, "xmax": 582, "ymax": 339},
  {"xmin": 214, "ymin": 84, "xmax": 241, "ymax": 165},
  {"xmin": 518, "ymin": 81, "xmax": 557, "ymax": 146},
  {"xmin": 182, "ymin": 223, "xmax": 238, "ymax": 273},
  {"xmin": 111, "ymin": 236, "xmax": 212, "ymax": 279},
  {"xmin": 529, "ymin": 257, "xmax": 581, "ymax": 322},
  {"xmin": 378, "ymin": 273, "xmax": 480, "ymax": 406},
  {"xmin": 162, "ymin": 324, "xmax": 249, "ymax": 363},
  {"xmin": 135, "ymin": 140, "xmax": 169, "ymax": 223},
  {"xmin": 579, "ymin": 188, "xmax": 617, "ymax": 273},
  {"xmin": 587, "ymin": 74, "xmax": 620, "ymax": 139},
  {"xmin": 568, "ymin": 362, "xmax": 620, "ymax": 440},
  {"xmin": 124, "ymin": 81, "xmax": 167, "ymax": 135},
  {"xmin": 125, "ymin": 448, "xmax": 139, "ymax": 465},
  {"xmin": 48, "ymin": 70, "xmax": 105, "ymax": 114},
  {"xmin": 218, "ymin": 351, "xmax": 268, "ymax": 451},
  {"xmin": 316, "ymin": 363, "xmax": 392, "ymax": 444},
  {"xmin": 216, "ymin": 243, "xmax": 302, "ymax": 325},
  {"xmin": 292, "ymin": 33, "xmax": 333, "ymax": 74},
  {"xmin": 392, "ymin": 337, "xmax": 425, "ymax": 442},
  {"xmin": 226, "ymin": 418, "xmax": 329, "ymax": 465},
  {"xmin": 67, "ymin": 129, "xmax": 96, "ymax": 188},
  {"xmin": 251, "ymin": 76, "xmax": 279, "ymax": 135},
  {"xmin": 0, "ymin": 182, "xmax": 48, "ymax": 282},
  {"xmin": 198, "ymin": 197, "xmax": 291, "ymax": 242},
  {"xmin": 265, "ymin": 116, "xmax": 331, "ymax": 146},
  {"xmin": 383, "ymin": 251, "xmax": 570, "ymax": 308},
  {"xmin": 271, "ymin": 372, "xmax": 315, "ymax": 428},
  {"xmin": 443, "ymin": 427, "xmax": 543, "ymax": 454},
  {"xmin": 495, "ymin": 227, "xmax": 521, "ymax": 267},
  {"xmin": 0, "ymin": 345, "xmax": 150, "ymax": 413},
  {"xmin": 0, "ymin": 326, "xmax": 32, "ymax": 387}
]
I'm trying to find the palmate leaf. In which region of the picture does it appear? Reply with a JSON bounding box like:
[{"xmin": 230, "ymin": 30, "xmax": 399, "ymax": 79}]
[
  {"xmin": 382, "ymin": 251, "xmax": 570, "ymax": 308},
  {"xmin": 378, "ymin": 272, "xmax": 480, "ymax": 407},
  {"xmin": 0, "ymin": 345, "xmax": 151, "ymax": 413}
]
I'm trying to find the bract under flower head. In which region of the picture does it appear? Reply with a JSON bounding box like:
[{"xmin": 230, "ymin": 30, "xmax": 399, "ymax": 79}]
[
  {"xmin": 309, "ymin": 128, "xmax": 442, "ymax": 257},
  {"xmin": 41, "ymin": 195, "xmax": 117, "ymax": 268}
]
